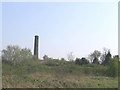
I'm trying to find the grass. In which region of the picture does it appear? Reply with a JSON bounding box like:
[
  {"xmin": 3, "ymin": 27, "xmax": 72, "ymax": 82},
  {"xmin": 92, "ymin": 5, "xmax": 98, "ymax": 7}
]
[
  {"xmin": 2, "ymin": 72, "xmax": 118, "ymax": 88},
  {"xmin": 2, "ymin": 59, "xmax": 118, "ymax": 88}
]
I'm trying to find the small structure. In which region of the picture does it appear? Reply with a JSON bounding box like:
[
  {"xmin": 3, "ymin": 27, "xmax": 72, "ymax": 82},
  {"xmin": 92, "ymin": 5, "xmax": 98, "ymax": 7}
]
[
  {"xmin": 34, "ymin": 35, "xmax": 39, "ymax": 59},
  {"xmin": 39, "ymin": 60, "xmax": 45, "ymax": 63}
]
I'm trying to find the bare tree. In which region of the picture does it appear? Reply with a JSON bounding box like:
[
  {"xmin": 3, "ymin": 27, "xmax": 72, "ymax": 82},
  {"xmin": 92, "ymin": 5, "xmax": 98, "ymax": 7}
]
[
  {"xmin": 100, "ymin": 47, "xmax": 110, "ymax": 64},
  {"xmin": 67, "ymin": 52, "xmax": 75, "ymax": 61}
]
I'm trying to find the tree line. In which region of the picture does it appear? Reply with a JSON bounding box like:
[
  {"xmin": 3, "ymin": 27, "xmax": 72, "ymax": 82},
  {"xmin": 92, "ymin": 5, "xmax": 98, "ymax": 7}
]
[{"xmin": 1, "ymin": 45, "xmax": 119, "ymax": 77}]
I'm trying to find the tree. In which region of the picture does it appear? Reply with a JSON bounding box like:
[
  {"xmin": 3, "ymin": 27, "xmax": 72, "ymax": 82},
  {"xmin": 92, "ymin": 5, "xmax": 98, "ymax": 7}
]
[
  {"xmin": 2, "ymin": 45, "xmax": 32, "ymax": 65},
  {"xmin": 20, "ymin": 48, "xmax": 32, "ymax": 60},
  {"xmin": 75, "ymin": 57, "xmax": 89, "ymax": 65},
  {"xmin": 106, "ymin": 55, "xmax": 118, "ymax": 77},
  {"xmin": 2, "ymin": 45, "xmax": 20, "ymax": 65},
  {"xmin": 100, "ymin": 48, "xmax": 109, "ymax": 64},
  {"xmin": 43, "ymin": 55, "xmax": 49, "ymax": 61},
  {"xmin": 88, "ymin": 50, "xmax": 101, "ymax": 63},
  {"xmin": 75, "ymin": 58, "xmax": 81, "ymax": 65},
  {"xmin": 67, "ymin": 52, "xmax": 75, "ymax": 61},
  {"xmin": 61, "ymin": 58, "xmax": 65, "ymax": 61},
  {"xmin": 93, "ymin": 57, "xmax": 99, "ymax": 64},
  {"xmin": 81, "ymin": 57, "xmax": 89, "ymax": 65},
  {"xmin": 102, "ymin": 50, "xmax": 112, "ymax": 65}
]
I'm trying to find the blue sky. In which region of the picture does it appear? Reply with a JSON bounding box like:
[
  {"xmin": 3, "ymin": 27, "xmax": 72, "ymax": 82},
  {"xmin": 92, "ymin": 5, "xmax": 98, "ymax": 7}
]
[{"xmin": 2, "ymin": 2, "xmax": 118, "ymax": 60}]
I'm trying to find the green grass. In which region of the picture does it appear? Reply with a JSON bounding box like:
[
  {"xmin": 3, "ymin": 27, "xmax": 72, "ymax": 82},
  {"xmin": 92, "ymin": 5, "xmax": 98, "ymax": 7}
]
[
  {"xmin": 2, "ymin": 72, "xmax": 118, "ymax": 88},
  {"xmin": 2, "ymin": 59, "xmax": 118, "ymax": 88}
]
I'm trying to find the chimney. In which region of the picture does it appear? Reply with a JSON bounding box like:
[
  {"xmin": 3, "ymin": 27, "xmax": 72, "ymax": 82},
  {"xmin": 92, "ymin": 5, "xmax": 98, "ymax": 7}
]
[{"xmin": 34, "ymin": 35, "xmax": 39, "ymax": 59}]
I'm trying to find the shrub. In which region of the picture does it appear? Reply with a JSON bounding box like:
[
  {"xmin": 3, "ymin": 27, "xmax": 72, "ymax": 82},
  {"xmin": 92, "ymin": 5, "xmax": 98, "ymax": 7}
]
[
  {"xmin": 106, "ymin": 55, "xmax": 118, "ymax": 77},
  {"xmin": 75, "ymin": 58, "xmax": 81, "ymax": 65},
  {"xmin": 44, "ymin": 60, "xmax": 58, "ymax": 66},
  {"xmin": 75, "ymin": 58, "xmax": 89, "ymax": 65},
  {"xmin": 81, "ymin": 58, "xmax": 89, "ymax": 65}
]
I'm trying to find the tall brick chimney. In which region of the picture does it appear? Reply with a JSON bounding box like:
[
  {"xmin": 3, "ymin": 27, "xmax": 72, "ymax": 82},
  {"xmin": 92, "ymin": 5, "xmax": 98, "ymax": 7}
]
[{"xmin": 34, "ymin": 35, "xmax": 39, "ymax": 59}]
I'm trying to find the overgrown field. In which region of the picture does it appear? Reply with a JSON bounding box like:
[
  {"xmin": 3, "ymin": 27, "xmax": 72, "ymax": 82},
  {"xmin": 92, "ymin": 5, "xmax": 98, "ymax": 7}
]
[{"xmin": 2, "ymin": 59, "xmax": 118, "ymax": 88}]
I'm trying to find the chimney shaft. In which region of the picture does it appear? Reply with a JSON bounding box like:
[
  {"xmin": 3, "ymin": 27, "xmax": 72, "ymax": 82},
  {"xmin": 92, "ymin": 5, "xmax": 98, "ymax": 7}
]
[{"xmin": 34, "ymin": 35, "xmax": 39, "ymax": 59}]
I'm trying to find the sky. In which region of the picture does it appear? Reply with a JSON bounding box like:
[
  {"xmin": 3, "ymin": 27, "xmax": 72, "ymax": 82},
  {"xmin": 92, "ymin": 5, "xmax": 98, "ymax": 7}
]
[{"xmin": 2, "ymin": 2, "xmax": 118, "ymax": 60}]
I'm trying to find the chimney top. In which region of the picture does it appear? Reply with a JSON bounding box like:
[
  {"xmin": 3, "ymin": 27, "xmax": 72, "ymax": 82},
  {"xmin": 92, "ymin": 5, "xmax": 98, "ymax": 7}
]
[{"xmin": 35, "ymin": 35, "xmax": 39, "ymax": 37}]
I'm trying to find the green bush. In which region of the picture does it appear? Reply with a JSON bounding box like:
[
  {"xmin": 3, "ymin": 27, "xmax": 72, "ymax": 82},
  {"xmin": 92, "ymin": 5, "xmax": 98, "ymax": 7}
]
[
  {"xmin": 106, "ymin": 56, "xmax": 118, "ymax": 77},
  {"xmin": 82, "ymin": 64, "xmax": 107, "ymax": 76},
  {"xmin": 75, "ymin": 58, "xmax": 89, "ymax": 65},
  {"xmin": 44, "ymin": 60, "xmax": 58, "ymax": 66},
  {"xmin": 75, "ymin": 58, "xmax": 82, "ymax": 65}
]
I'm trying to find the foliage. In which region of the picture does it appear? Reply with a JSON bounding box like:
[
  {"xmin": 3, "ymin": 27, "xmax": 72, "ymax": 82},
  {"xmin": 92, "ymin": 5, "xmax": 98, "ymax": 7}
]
[
  {"xmin": 93, "ymin": 57, "xmax": 99, "ymax": 64},
  {"xmin": 75, "ymin": 58, "xmax": 81, "ymax": 65},
  {"xmin": 2, "ymin": 45, "xmax": 32, "ymax": 65},
  {"xmin": 102, "ymin": 51, "xmax": 112, "ymax": 65},
  {"xmin": 81, "ymin": 58, "xmax": 89, "ymax": 65},
  {"xmin": 43, "ymin": 55, "xmax": 49, "ymax": 61},
  {"xmin": 100, "ymin": 48, "xmax": 109, "ymax": 64},
  {"xmin": 75, "ymin": 58, "xmax": 89, "ymax": 65},
  {"xmin": 106, "ymin": 55, "xmax": 118, "ymax": 77},
  {"xmin": 88, "ymin": 50, "xmax": 101, "ymax": 63},
  {"xmin": 61, "ymin": 58, "xmax": 65, "ymax": 61},
  {"xmin": 1, "ymin": 45, "xmax": 119, "ymax": 88},
  {"xmin": 2, "ymin": 53, "xmax": 118, "ymax": 88},
  {"xmin": 44, "ymin": 60, "xmax": 59, "ymax": 66}
]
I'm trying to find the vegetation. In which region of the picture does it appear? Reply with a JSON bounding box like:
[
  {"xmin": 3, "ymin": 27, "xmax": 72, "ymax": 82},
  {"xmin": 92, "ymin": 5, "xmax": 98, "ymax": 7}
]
[
  {"xmin": 1, "ymin": 45, "xmax": 119, "ymax": 88},
  {"xmin": 106, "ymin": 55, "xmax": 119, "ymax": 77},
  {"xmin": 88, "ymin": 50, "xmax": 101, "ymax": 63},
  {"xmin": 2, "ymin": 45, "xmax": 32, "ymax": 65},
  {"xmin": 75, "ymin": 57, "xmax": 89, "ymax": 65}
]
